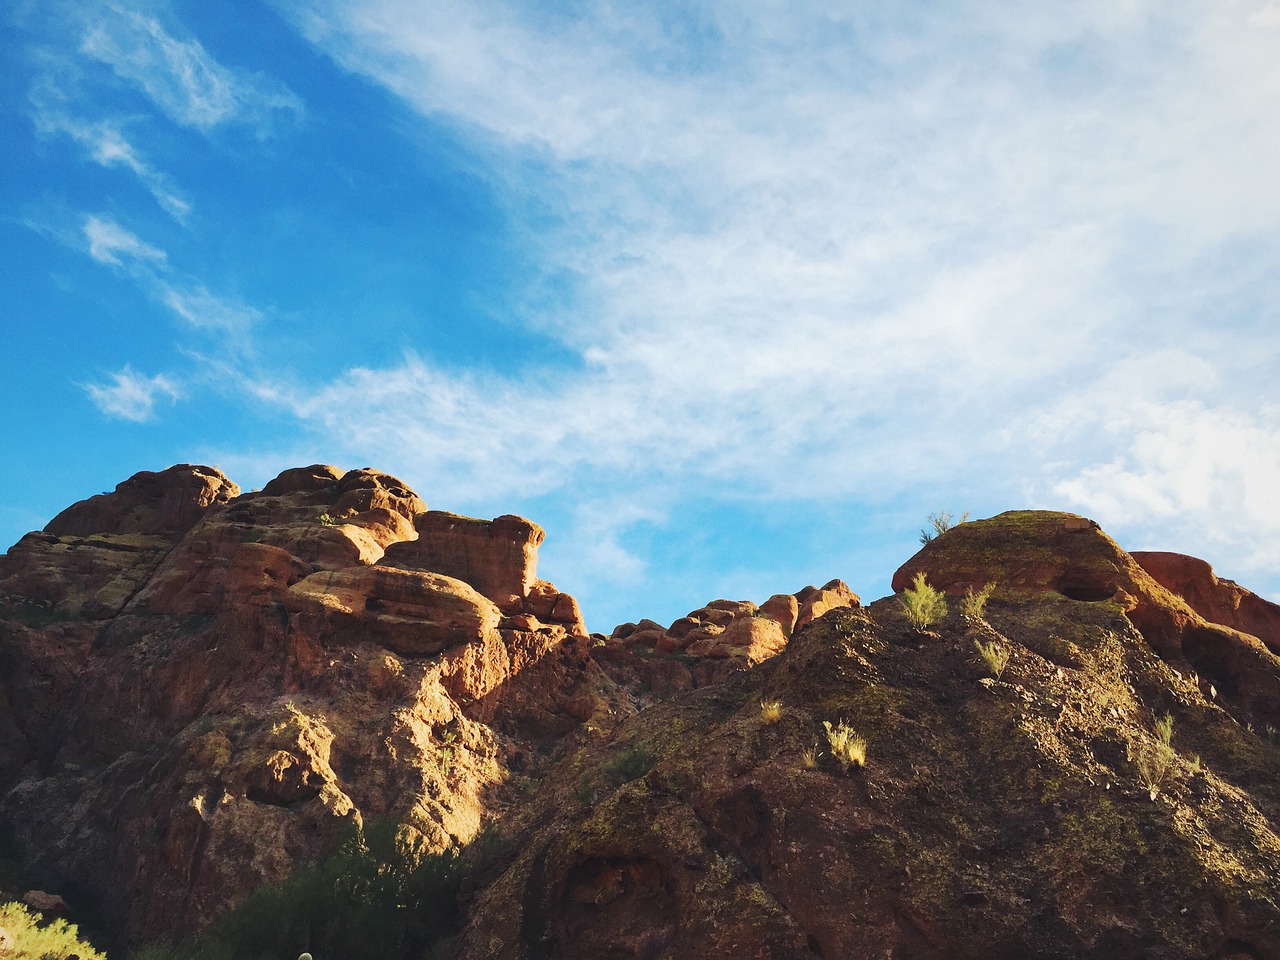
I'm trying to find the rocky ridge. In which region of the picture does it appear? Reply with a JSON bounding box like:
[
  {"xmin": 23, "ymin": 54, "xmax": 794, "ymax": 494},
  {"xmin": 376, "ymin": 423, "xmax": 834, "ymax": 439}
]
[{"xmin": 3, "ymin": 475, "xmax": 1280, "ymax": 959}]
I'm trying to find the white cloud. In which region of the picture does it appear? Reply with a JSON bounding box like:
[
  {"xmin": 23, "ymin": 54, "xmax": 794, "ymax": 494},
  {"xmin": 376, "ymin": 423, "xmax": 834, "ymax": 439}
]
[
  {"xmin": 254, "ymin": 1, "xmax": 1280, "ymax": 605},
  {"xmin": 160, "ymin": 284, "xmax": 261, "ymax": 333},
  {"xmin": 83, "ymin": 366, "xmax": 180, "ymax": 421},
  {"xmin": 1051, "ymin": 400, "xmax": 1280, "ymax": 583},
  {"xmin": 30, "ymin": 77, "xmax": 191, "ymax": 219},
  {"xmin": 83, "ymin": 214, "xmax": 166, "ymax": 265},
  {"xmin": 71, "ymin": 215, "xmax": 259, "ymax": 350},
  {"xmin": 79, "ymin": 2, "xmax": 302, "ymax": 135}
]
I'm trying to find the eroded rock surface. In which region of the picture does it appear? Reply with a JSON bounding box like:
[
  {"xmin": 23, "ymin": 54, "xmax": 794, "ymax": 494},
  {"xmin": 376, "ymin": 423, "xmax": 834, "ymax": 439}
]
[
  {"xmin": 0, "ymin": 464, "xmax": 608, "ymax": 944},
  {"xmin": 1133, "ymin": 550, "xmax": 1280, "ymax": 654}
]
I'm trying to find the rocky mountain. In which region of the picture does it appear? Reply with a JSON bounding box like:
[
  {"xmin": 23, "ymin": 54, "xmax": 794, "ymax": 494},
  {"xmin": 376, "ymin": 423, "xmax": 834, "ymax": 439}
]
[{"xmin": 2, "ymin": 467, "xmax": 1280, "ymax": 959}]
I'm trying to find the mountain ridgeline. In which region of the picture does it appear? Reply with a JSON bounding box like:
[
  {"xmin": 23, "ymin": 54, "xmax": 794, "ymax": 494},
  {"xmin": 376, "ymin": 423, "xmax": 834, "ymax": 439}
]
[{"xmin": 1, "ymin": 464, "xmax": 1279, "ymax": 959}]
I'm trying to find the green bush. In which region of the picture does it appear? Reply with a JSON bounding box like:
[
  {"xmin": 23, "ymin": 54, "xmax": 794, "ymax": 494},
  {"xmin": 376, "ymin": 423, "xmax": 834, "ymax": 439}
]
[
  {"xmin": 139, "ymin": 820, "xmax": 507, "ymax": 960},
  {"xmin": 0, "ymin": 901, "xmax": 107, "ymax": 959},
  {"xmin": 822, "ymin": 720, "xmax": 867, "ymax": 771},
  {"xmin": 1129, "ymin": 713, "xmax": 1177, "ymax": 800},
  {"xmin": 899, "ymin": 572, "xmax": 947, "ymax": 630},
  {"xmin": 960, "ymin": 582, "xmax": 996, "ymax": 620},
  {"xmin": 604, "ymin": 742, "xmax": 656, "ymax": 784},
  {"xmin": 973, "ymin": 638, "xmax": 1010, "ymax": 679}
]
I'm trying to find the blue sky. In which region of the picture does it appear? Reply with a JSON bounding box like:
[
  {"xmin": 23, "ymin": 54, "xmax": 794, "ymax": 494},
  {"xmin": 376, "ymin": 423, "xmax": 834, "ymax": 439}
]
[{"xmin": 3, "ymin": 0, "xmax": 1279, "ymax": 630}]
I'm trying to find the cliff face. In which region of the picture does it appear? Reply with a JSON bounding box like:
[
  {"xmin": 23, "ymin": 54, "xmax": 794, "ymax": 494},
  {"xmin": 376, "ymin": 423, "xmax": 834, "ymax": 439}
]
[
  {"xmin": 0, "ymin": 465, "xmax": 609, "ymax": 944},
  {"xmin": 3, "ymin": 478, "xmax": 1280, "ymax": 960}
]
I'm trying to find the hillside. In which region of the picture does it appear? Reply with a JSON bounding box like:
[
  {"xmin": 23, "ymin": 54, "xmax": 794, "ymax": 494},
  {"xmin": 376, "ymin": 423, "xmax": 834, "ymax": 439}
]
[{"xmin": 2, "ymin": 466, "xmax": 1279, "ymax": 959}]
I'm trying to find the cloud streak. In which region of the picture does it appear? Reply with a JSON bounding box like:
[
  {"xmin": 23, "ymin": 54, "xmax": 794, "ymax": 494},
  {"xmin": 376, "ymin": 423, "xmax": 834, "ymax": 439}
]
[
  {"xmin": 83, "ymin": 366, "xmax": 180, "ymax": 422},
  {"xmin": 260, "ymin": 0, "xmax": 1280, "ymax": 598},
  {"xmin": 29, "ymin": 77, "xmax": 192, "ymax": 219},
  {"xmin": 79, "ymin": 2, "xmax": 303, "ymax": 136}
]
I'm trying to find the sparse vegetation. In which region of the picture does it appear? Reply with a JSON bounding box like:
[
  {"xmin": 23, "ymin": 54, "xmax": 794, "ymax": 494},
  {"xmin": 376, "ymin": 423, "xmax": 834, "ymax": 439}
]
[
  {"xmin": 1129, "ymin": 713, "xmax": 1179, "ymax": 800},
  {"xmin": 899, "ymin": 572, "xmax": 948, "ymax": 630},
  {"xmin": 0, "ymin": 900, "xmax": 108, "ymax": 960},
  {"xmin": 919, "ymin": 510, "xmax": 970, "ymax": 544},
  {"xmin": 604, "ymin": 742, "xmax": 655, "ymax": 784},
  {"xmin": 960, "ymin": 582, "xmax": 996, "ymax": 619},
  {"xmin": 317, "ymin": 513, "xmax": 338, "ymax": 525},
  {"xmin": 134, "ymin": 820, "xmax": 507, "ymax": 960},
  {"xmin": 759, "ymin": 699, "xmax": 783, "ymax": 724},
  {"xmin": 974, "ymin": 638, "xmax": 1011, "ymax": 679},
  {"xmin": 801, "ymin": 745, "xmax": 820, "ymax": 769},
  {"xmin": 822, "ymin": 720, "xmax": 867, "ymax": 771}
]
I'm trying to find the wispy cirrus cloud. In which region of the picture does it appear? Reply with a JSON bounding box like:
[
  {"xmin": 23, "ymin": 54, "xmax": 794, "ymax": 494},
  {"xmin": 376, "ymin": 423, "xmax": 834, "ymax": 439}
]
[
  {"xmin": 29, "ymin": 76, "xmax": 191, "ymax": 220},
  {"xmin": 83, "ymin": 214, "xmax": 166, "ymax": 265},
  {"xmin": 78, "ymin": 2, "xmax": 303, "ymax": 136},
  {"xmin": 83, "ymin": 365, "xmax": 180, "ymax": 422},
  {"xmin": 264, "ymin": 0, "xmax": 1280, "ymax": 601},
  {"xmin": 75, "ymin": 213, "xmax": 260, "ymax": 350}
]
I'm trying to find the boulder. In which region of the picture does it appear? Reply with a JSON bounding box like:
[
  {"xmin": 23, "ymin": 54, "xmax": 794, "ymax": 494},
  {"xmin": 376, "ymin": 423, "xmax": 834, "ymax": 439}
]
[
  {"xmin": 684, "ymin": 616, "xmax": 786, "ymax": 663},
  {"xmin": 758, "ymin": 594, "xmax": 799, "ymax": 636},
  {"xmin": 795, "ymin": 579, "xmax": 859, "ymax": 632},
  {"xmin": 285, "ymin": 567, "xmax": 501, "ymax": 656},
  {"xmin": 22, "ymin": 889, "xmax": 70, "ymax": 918},
  {"xmin": 381, "ymin": 512, "xmax": 544, "ymax": 610}
]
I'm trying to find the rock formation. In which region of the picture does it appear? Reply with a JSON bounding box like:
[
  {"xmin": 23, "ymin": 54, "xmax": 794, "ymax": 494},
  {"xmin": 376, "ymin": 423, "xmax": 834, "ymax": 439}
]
[
  {"xmin": 0, "ymin": 464, "xmax": 612, "ymax": 945},
  {"xmin": 4, "ymin": 487, "xmax": 1280, "ymax": 960},
  {"xmin": 1132, "ymin": 550, "xmax": 1280, "ymax": 654}
]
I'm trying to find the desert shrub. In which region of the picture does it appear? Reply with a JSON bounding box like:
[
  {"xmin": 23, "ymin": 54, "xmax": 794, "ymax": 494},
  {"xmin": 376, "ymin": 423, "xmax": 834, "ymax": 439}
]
[
  {"xmin": 973, "ymin": 638, "xmax": 1010, "ymax": 679},
  {"xmin": 0, "ymin": 901, "xmax": 107, "ymax": 960},
  {"xmin": 139, "ymin": 820, "xmax": 507, "ymax": 960},
  {"xmin": 899, "ymin": 572, "xmax": 947, "ymax": 630},
  {"xmin": 801, "ymin": 745, "xmax": 820, "ymax": 769},
  {"xmin": 604, "ymin": 743, "xmax": 655, "ymax": 784},
  {"xmin": 960, "ymin": 582, "xmax": 996, "ymax": 619},
  {"xmin": 1129, "ymin": 713, "xmax": 1178, "ymax": 800},
  {"xmin": 822, "ymin": 720, "xmax": 867, "ymax": 771},
  {"xmin": 759, "ymin": 699, "xmax": 783, "ymax": 724},
  {"xmin": 919, "ymin": 510, "xmax": 969, "ymax": 544}
]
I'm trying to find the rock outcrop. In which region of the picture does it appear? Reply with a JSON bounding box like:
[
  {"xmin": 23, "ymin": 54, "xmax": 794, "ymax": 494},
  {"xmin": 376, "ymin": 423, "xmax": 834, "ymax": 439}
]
[
  {"xmin": 451, "ymin": 518, "xmax": 1280, "ymax": 960},
  {"xmin": 0, "ymin": 464, "xmax": 612, "ymax": 944},
  {"xmin": 892, "ymin": 511, "xmax": 1280, "ymax": 728},
  {"xmin": 609, "ymin": 580, "xmax": 859, "ymax": 664},
  {"xmin": 1133, "ymin": 550, "xmax": 1280, "ymax": 654}
]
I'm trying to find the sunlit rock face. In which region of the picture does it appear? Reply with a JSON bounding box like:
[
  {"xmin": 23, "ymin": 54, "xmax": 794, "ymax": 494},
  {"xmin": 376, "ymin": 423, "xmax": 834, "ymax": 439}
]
[{"xmin": 0, "ymin": 463, "xmax": 608, "ymax": 944}]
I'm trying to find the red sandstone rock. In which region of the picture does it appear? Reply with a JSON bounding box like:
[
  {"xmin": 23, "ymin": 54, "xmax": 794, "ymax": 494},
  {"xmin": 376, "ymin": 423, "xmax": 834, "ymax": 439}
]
[
  {"xmin": 1133, "ymin": 551, "xmax": 1280, "ymax": 654},
  {"xmin": 285, "ymin": 566, "xmax": 501, "ymax": 656},
  {"xmin": 381, "ymin": 512, "xmax": 544, "ymax": 610},
  {"xmin": 892, "ymin": 510, "xmax": 1280, "ymax": 725},
  {"xmin": 44, "ymin": 464, "xmax": 239, "ymax": 539},
  {"xmin": 0, "ymin": 462, "xmax": 608, "ymax": 947},
  {"xmin": 795, "ymin": 579, "xmax": 859, "ymax": 632},
  {"xmin": 129, "ymin": 467, "xmax": 425, "ymax": 616},
  {"xmin": 759, "ymin": 593, "xmax": 799, "ymax": 635}
]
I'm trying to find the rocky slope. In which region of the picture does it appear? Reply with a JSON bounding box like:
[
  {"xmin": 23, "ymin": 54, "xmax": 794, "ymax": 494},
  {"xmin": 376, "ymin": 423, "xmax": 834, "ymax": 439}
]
[
  {"xmin": 3, "ymin": 477, "xmax": 1280, "ymax": 959},
  {"xmin": 0, "ymin": 464, "xmax": 612, "ymax": 945}
]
